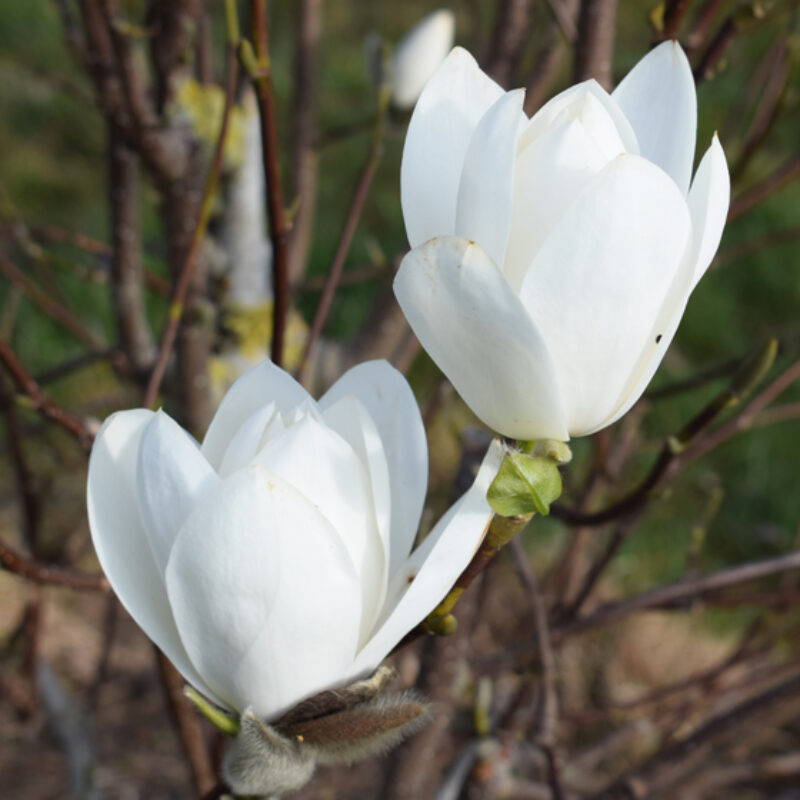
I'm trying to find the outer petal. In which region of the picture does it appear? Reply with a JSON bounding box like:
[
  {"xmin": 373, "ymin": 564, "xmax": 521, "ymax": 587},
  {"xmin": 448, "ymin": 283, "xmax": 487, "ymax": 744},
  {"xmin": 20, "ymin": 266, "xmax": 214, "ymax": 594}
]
[
  {"xmin": 395, "ymin": 237, "xmax": 568, "ymax": 441},
  {"xmin": 520, "ymin": 79, "xmax": 639, "ymax": 156},
  {"xmin": 504, "ymin": 93, "xmax": 628, "ymax": 290},
  {"xmin": 201, "ymin": 359, "xmax": 312, "ymax": 470},
  {"xmin": 87, "ymin": 410, "xmax": 223, "ymax": 706},
  {"xmin": 250, "ymin": 417, "xmax": 386, "ymax": 647},
  {"xmin": 320, "ymin": 361, "xmax": 428, "ymax": 578},
  {"xmin": 454, "ymin": 89, "xmax": 526, "ymax": 270},
  {"xmin": 352, "ymin": 440, "xmax": 503, "ymax": 672},
  {"xmin": 592, "ymin": 136, "xmax": 730, "ymax": 431},
  {"xmin": 687, "ymin": 135, "xmax": 730, "ymax": 288},
  {"xmin": 612, "ymin": 41, "xmax": 696, "ymax": 194},
  {"xmin": 519, "ymin": 155, "xmax": 691, "ymax": 435},
  {"xmin": 165, "ymin": 466, "xmax": 362, "ymax": 718},
  {"xmin": 401, "ymin": 47, "xmax": 504, "ymax": 248},
  {"xmin": 390, "ymin": 10, "xmax": 456, "ymax": 110},
  {"xmin": 136, "ymin": 410, "xmax": 219, "ymax": 574}
]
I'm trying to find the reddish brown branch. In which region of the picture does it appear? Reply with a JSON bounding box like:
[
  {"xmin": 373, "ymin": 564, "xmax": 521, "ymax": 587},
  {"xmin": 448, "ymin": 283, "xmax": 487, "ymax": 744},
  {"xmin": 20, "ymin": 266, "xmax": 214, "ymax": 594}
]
[
  {"xmin": 573, "ymin": 0, "xmax": 618, "ymax": 89},
  {"xmin": 728, "ymin": 156, "xmax": 800, "ymax": 221},
  {"xmin": 156, "ymin": 649, "xmax": 216, "ymax": 795},
  {"xmin": 287, "ymin": 0, "xmax": 321, "ymax": 284},
  {"xmin": 0, "ymin": 341, "xmax": 93, "ymax": 446},
  {"xmin": 0, "ymin": 254, "xmax": 106, "ymax": 350},
  {"xmin": 250, "ymin": 0, "xmax": 291, "ymax": 367},
  {"xmin": 0, "ymin": 537, "xmax": 108, "ymax": 591},
  {"xmin": 510, "ymin": 539, "xmax": 564, "ymax": 798},
  {"xmin": 297, "ymin": 93, "xmax": 388, "ymax": 386},
  {"xmin": 660, "ymin": 0, "xmax": 692, "ymax": 40},
  {"xmin": 559, "ymin": 549, "xmax": 800, "ymax": 639}
]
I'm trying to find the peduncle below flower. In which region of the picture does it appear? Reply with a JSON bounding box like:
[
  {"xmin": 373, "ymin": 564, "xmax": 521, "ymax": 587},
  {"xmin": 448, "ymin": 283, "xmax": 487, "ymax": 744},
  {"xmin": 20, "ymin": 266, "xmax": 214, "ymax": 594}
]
[
  {"xmin": 394, "ymin": 42, "xmax": 731, "ymax": 441},
  {"xmin": 87, "ymin": 359, "xmax": 502, "ymax": 722}
]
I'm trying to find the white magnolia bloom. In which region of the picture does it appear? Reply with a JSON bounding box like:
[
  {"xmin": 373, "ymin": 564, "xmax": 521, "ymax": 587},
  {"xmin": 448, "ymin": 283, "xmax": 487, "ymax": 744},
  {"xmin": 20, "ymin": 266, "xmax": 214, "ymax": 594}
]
[
  {"xmin": 390, "ymin": 10, "xmax": 456, "ymax": 110},
  {"xmin": 87, "ymin": 359, "xmax": 502, "ymax": 720},
  {"xmin": 394, "ymin": 43, "xmax": 730, "ymax": 441}
]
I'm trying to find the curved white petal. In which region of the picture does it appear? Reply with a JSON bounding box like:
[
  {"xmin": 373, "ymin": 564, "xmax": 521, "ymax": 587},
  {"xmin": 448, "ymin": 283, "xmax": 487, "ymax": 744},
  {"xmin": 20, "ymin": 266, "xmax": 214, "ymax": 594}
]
[
  {"xmin": 590, "ymin": 137, "xmax": 730, "ymax": 432},
  {"xmin": 166, "ymin": 466, "xmax": 362, "ymax": 718},
  {"xmin": 454, "ymin": 89, "xmax": 526, "ymax": 270},
  {"xmin": 612, "ymin": 41, "xmax": 696, "ymax": 194},
  {"xmin": 687, "ymin": 135, "xmax": 730, "ymax": 288},
  {"xmin": 520, "ymin": 79, "xmax": 639, "ymax": 156},
  {"xmin": 201, "ymin": 359, "xmax": 312, "ymax": 470},
  {"xmin": 217, "ymin": 402, "xmax": 283, "ymax": 477},
  {"xmin": 251, "ymin": 417, "xmax": 386, "ymax": 646},
  {"xmin": 320, "ymin": 360, "xmax": 428, "ymax": 578},
  {"xmin": 391, "ymin": 10, "xmax": 456, "ymax": 110},
  {"xmin": 320, "ymin": 394, "xmax": 392, "ymax": 571},
  {"xmin": 394, "ymin": 237, "xmax": 568, "ymax": 441},
  {"xmin": 136, "ymin": 410, "xmax": 219, "ymax": 574},
  {"xmin": 519, "ymin": 155, "xmax": 691, "ymax": 435},
  {"xmin": 352, "ymin": 440, "xmax": 503, "ymax": 673},
  {"xmin": 87, "ymin": 410, "xmax": 223, "ymax": 706},
  {"xmin": 504, "ymin": 94, "xmax": 628, "ymax": 290},
  {"xmin": 401, "ymin": 47, "xmax": 504, "ymax": 248}
]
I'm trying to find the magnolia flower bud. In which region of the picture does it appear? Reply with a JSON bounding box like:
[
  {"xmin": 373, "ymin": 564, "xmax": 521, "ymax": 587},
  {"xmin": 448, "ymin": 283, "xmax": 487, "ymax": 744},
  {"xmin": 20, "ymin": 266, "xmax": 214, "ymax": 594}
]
[
  {"xmin": 394, "ymin": 43, "xmax": 731, "ymax": 441},
  {"xmin": 87, "ymin": 359, "xmax": 503, "ymax": 725},
  {"xmin": 390, "ymin": 9, "xmax": 456, "ymax": 110}
]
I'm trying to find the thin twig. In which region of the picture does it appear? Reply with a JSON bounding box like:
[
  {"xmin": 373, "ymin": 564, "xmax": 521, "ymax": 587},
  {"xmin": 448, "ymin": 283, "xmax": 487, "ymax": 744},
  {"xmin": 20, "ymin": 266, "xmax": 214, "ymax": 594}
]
[
  {"xmin": 0, "ymin": 254, "xmax": 107, "ymax": 350},
  {"xmin": 659, "ymin": 0, "xmax": 692, "ymax": 40},
  {"xmin": 0, "ymin": 341, "xmax": 93, "ymax": 446},
  {"xmin": 296, "ymin": 86, "xmax": 390, "ymax": 386},
  {"xmin": 552, "ymin": 340, "xmax": 778, "ymax": 527},
  {"xmin": 287, "ymin": 0, "xmax": 321, "ymax": 284},
  {"xmin": 0, "ymin": 537, "xmax": 108, "ymax": 590},
  {"xmin": 558, "ymin": 549, "xmax": 800, "ymax": 639},
  {"xmin": 510, "ymin": 538, "xmax": 564, "ymax": 800},
  {"xmin": 592, "ymin": 669, "xmax": 800, "ymax": 799},
  {"xmin": 156, "ymin": 649, "xmax": 217, "ymax": 796},
  {"xmin": 728, "ymin": 156, "xmax": 800, "ymax": 221},
  {"xmin": 249, "ymin": 0, "xmax": 291, "ymax": 367}
]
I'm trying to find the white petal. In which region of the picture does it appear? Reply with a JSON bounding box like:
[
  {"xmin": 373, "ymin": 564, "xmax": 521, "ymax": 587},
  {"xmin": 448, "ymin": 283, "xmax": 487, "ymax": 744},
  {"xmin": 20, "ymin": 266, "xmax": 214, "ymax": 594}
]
[
  {"xmin": 519, "ymin": 155, "xmax": 691, "ymax": 435},
  {"xmin": 352, "ymin": 440, "xmax": 503, "ymax": 672},
  {"xmin": 520, "ymin": 79, "xmax": 639, "ymax": 156},
  {"xmin": 454, "ymin": 89, "xmax": 526, "ymax": 270},
  {"xmin": 687, "ymin": 135, "xmax": 730, "ymax": 288},
  {"xmin": 401, "ymin": 47, "xmax": 504, "ymax": 248},
  {"xmin": 612, "ymin": 41, "xmax": 696, "ymax": 194},
  {"xmin": 394, "ymin": 236, "xmax": 568, "ymax": 441},
  {"xmin": 320, "ymin": 361, "xmax": 428, "ymax": 578},
  {"xmin": 320, "ymin": 395, "xmax": 392, "ymax": 572},
  {"xmin": 165, "ymin": 466, "xmax": 362, "ymax": 718},
  {"xmin": 590, "ymin": 137, "xmax": 730, "ymax": 431},
  {"xmin": 136, "ymin": 410, "xmax": 219, "ymax": 574},
  {"xmin": 217, "ymin": 402, "xmax": 282, "ymax": 477},
  {"xmin": 201, "ymin": 359, "xmax": 312, "ymax": 470},
  {"xmin": 87, "ymin": 410, "xmax": 223, "ymax": 706},
  {"xmin": 390, "ymin": 10, "xmax": 456, "ymax": 110},
  {"xmin": 504, "ymin": 93, "xmax": 628, "ymax": 290},
  {"xmin": 251, "ymin": 417, "xmax": 386, "ymax": 646}
]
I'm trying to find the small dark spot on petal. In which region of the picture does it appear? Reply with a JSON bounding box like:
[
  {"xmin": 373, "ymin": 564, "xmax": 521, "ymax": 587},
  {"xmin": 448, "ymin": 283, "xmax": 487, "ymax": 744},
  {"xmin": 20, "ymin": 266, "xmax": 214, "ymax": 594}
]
[
  {"xmin": 656, "ymin": 334, "xmax": 663, "ymax": 344},
  {"xmin": 406, "ymin": 573, "xmax": 416, "ymax": 585}
]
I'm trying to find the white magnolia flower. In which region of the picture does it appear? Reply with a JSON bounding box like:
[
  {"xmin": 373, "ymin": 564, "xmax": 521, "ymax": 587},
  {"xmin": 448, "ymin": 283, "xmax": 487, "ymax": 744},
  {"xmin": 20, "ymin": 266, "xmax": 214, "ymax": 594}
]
[
  {"xmin": 87, "ymin": 359, "xmax": 501, "ymax": 720},
  {"xmin": 394, "ymin": 42, "xmax": 730, "ymax": 441},
  {"xmin": 390, "ymin": 9, "xmax": 456, "ymax": 110}
]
